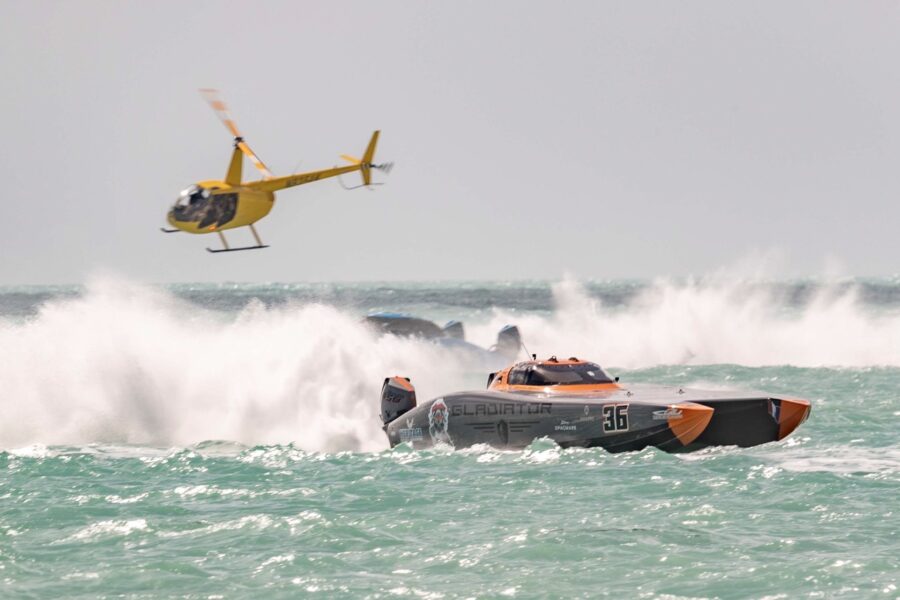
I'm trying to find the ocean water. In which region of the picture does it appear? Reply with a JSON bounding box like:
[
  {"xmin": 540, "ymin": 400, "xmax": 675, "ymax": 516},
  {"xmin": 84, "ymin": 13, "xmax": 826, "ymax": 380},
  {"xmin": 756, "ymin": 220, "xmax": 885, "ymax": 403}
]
[{"xmin": 0, "ymin": 276, "xmax": 898, "ymax": 598}]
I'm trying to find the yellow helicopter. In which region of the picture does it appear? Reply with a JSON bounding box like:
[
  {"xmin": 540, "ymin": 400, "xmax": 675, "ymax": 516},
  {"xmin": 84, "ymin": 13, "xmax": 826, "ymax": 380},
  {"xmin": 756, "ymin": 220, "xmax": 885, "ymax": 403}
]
[{"xmin": 162, "ymin": 89, "xmax": 392, "ymax": 252}]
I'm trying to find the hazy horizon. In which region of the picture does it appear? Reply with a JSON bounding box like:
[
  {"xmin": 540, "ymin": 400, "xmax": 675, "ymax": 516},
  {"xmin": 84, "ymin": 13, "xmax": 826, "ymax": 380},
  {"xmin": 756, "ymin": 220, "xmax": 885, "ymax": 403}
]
[{"xmin": 2, "ymin": 2, "xmax": 899, "ymax": 285}]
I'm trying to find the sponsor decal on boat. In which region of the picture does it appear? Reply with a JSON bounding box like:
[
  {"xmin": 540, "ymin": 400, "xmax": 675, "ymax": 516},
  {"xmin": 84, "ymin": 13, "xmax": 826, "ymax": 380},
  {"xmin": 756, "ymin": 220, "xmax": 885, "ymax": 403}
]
[
  {"xmin": 450, "ymin": 402, "xmax": 552, "ymax": 417},
  {"xmin": 399, "ymin": 418, "xmax": 423, "ymax": 442},
  {"xmin": 428, "ymin": 398, "xmax": 450, "ymax": 443},
  {"xmin": 652, "ymin": 407, "xmax": 684, "ymax": 420},
  {"xmin": 554, "ymin": 420, "xmax": 577, "ymax": 432}
]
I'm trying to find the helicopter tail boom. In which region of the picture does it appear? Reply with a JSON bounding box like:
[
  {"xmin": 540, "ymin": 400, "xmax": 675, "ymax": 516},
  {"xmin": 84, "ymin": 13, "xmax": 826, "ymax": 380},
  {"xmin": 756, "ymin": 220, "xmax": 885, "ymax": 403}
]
[{"xmin": 248, "ymin": 131, "xmax": 390, "ymax": 193}]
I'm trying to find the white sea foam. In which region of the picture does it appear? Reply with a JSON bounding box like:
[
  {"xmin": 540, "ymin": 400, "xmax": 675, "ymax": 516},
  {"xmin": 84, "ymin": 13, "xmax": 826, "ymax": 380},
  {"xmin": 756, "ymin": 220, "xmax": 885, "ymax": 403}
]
[
  {"xmin": 0, "ymin": 273, "xmax": 897, "ymax": 451},
  {"xmin": 771, "ymin": 446, "xmax": 900, "ymax": 475},
  {"xmin": 8, "ymin": 443, "xmax": 54, "ymax": 458},
  {"xmin": 65, "ymin": 518, "xmax": 149, "ymax": 542}
]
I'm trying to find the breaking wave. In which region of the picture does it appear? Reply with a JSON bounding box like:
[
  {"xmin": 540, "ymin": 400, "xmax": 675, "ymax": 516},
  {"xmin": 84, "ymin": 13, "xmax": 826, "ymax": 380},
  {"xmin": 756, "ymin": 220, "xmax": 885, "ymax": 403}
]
[{"xmin": 0, "ymin": 274, "xmax": 897, "ymax": 450}]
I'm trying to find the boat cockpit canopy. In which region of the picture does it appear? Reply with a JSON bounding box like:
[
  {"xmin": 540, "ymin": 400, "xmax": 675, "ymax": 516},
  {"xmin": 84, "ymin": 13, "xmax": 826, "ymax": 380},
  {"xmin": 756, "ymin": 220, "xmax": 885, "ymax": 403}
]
[
  {"xmin": 508, "ymin": 362, "xmax": 614, "ymax": 386},
  {"xmin": 175, "ymin": 185, "xmax": 210, "ymax": 207}
]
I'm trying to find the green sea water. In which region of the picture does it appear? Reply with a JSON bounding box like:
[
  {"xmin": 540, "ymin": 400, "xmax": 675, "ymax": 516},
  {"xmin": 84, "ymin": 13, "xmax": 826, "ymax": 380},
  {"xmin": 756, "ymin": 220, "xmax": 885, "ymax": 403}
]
[{"xmin": 1, "ymin": 279, "xmax": 898, "ymax": 598}]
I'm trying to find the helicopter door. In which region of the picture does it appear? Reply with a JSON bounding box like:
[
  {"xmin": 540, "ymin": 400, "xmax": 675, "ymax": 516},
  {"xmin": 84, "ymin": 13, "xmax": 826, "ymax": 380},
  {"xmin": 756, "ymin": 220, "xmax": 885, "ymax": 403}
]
[{"xmin": 197, "ymin": 193, "xmax": 238, "ymax": 229}]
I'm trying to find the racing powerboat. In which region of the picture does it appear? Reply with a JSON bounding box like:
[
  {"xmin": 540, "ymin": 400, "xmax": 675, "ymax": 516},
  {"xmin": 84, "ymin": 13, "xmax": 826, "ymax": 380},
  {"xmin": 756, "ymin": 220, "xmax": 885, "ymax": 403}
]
[
  {"xmin": 379, "ymin": 356, "xmax": 811, "ymax": 452},
  {"xmin": 365, "ymin": 312, "xmax": 522, "ymax": 366}
]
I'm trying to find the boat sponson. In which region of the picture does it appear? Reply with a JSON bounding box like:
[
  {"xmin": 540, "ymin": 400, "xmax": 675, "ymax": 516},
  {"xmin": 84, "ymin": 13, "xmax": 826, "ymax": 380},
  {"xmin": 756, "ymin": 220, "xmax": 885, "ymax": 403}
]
[{"xmin": 683, "ymin": 396, "xmax": 811, "ymax": 449}]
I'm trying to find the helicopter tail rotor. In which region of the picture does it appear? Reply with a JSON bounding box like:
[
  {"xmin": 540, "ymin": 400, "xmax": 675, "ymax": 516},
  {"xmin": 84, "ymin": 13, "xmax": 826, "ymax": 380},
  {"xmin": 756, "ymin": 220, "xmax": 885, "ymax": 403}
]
[
  {"xmin": 374, "ymin": 161, "xmax": 394, "ymax": 175},
  {"xmin": 339, "ymin": 131, "xmax": 393, "ymax": 188}
]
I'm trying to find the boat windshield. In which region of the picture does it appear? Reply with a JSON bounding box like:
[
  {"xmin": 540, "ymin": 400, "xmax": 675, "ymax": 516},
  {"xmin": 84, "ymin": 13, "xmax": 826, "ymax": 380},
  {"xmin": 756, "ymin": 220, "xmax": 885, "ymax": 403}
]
[{"xmin": 509, "ymin": 362, "xmax": 613, "ymax": 386}]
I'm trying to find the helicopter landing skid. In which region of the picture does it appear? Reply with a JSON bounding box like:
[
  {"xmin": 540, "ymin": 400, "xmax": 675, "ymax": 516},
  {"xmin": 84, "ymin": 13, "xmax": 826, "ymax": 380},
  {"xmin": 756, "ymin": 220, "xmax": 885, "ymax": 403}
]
[
  {"xmin": 160, "ymin": 227, "xmax": 180, "ymax": 233},
  {"xmin": 206, "ymin": 225, "xmax": 269, "ymax": 253},
  {"xmin": 206, "ymin": 244, "xmax": 269, "ymax": 253}
]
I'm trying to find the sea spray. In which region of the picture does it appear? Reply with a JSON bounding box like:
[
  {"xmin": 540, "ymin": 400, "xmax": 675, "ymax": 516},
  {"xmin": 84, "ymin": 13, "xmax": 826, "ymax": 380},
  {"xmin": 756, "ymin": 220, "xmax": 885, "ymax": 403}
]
[
  {"xmin": 470, "ymin": 275, "xmax": 900, "ymax": 368},
  {"xmin": 0, "ymin": 277, "xmax": 476, "ymax": 450}
]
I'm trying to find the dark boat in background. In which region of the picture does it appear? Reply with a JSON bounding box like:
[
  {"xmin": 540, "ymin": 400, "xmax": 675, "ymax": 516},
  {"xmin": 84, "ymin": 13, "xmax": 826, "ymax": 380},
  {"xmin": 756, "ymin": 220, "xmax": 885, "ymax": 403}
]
[{"xmin": 365, "ymin": 312, "xmax": 522, "ymax": 367}]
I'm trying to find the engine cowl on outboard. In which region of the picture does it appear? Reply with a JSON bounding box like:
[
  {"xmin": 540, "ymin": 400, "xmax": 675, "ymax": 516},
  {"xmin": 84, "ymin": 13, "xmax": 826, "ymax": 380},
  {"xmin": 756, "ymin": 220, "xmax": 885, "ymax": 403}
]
[{"xmin": 381, "ymin": 376, "xmax": 417, "ymax": 424}]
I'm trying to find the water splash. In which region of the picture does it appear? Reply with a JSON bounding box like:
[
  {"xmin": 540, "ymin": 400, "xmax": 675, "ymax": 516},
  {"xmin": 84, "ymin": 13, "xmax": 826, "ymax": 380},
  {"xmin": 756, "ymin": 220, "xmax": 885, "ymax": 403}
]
[
  {"xmin": 0, "ymin": 274, "xmax": 898, "ymax": 450},
  {"xmin": 471, "ymin": 275, "xmax": 900, "ymax": 369},
  {"xmin": 0, "ymin": 276, "xmax": 473, "ymax": 451}
]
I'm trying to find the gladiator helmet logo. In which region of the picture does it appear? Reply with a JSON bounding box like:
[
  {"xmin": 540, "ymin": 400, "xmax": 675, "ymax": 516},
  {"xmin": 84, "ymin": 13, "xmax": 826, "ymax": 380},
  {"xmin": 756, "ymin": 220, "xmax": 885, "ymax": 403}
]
[{"xmin": 428, "ymin": 398, "xmax": 450, "ymax": 443}]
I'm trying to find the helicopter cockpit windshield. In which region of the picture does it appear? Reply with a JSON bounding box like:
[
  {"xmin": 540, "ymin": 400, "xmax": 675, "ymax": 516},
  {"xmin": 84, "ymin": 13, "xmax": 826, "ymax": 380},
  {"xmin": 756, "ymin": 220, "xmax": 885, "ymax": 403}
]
[{"xmin": 175, "ymin": 185, "xmax": 210, "ymax": 208}]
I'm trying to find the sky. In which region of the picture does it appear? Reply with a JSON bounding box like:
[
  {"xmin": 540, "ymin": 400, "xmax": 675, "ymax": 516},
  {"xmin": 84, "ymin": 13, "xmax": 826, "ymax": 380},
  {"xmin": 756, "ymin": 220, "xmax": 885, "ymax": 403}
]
[{"xmin": 1, "ymin": 1, "xmax": 899, "ymax": 284}]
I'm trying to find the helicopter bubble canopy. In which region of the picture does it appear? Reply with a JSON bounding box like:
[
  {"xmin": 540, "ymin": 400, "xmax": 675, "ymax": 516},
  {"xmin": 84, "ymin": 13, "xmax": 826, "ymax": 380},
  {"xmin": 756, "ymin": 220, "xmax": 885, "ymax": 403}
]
[{"xmin": 175, "ymin": 185, "xmax": 210, "ymax": 207}]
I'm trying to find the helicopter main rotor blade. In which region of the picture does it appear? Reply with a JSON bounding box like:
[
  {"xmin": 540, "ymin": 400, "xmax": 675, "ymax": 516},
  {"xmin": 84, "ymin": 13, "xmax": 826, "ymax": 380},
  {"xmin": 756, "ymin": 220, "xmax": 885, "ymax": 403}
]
[{"xmin": 199, "ymin": 88, "xmax": 274, "ymax": 180}]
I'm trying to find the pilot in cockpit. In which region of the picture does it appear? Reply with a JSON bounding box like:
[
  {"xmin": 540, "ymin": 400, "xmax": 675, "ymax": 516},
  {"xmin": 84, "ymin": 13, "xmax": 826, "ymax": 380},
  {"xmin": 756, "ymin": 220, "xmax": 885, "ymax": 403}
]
[
  {"xmin": 173, "ymin": 185, "xmax": 211, "ymax": 219},
  {"xmin": 177, "ymin": 185, "xmax": 209, "ymax": 205}
]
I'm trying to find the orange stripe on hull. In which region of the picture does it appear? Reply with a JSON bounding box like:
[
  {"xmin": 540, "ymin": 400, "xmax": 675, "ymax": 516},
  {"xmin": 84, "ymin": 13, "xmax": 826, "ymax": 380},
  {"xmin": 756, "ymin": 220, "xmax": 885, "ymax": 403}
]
[
  {"xmin": 778, "ymin": 398, "xmax": 811, "ymax": 440},
  {"xmin": 668, "ymin": 402, "xmax": 715, "ymax": 447}
]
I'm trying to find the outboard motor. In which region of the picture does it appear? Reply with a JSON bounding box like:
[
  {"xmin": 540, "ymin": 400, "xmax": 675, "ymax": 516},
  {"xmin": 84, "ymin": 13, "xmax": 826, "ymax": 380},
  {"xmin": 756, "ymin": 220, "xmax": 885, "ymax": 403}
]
[
  {"xmin": 492, "ymin": 325, "xmax": 522, "ymax": 358},
  {"xmin": 442, "ymin": 320, "xmax": 465, "ymax": 340},
  {"xmin": 381, "ymin": 376, "xmax": 417, "ymax": 424}
]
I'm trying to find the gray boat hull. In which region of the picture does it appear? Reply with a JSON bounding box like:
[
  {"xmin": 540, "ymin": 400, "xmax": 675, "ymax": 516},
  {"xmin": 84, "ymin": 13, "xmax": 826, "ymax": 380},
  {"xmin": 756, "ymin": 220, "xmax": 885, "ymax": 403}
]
[{"xmin": 380, "ymin": 378, "xmax": 810, "ymax": 453}]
